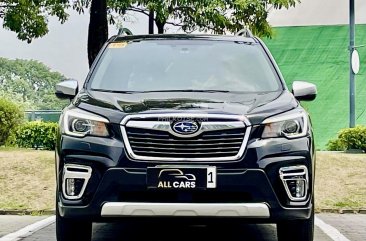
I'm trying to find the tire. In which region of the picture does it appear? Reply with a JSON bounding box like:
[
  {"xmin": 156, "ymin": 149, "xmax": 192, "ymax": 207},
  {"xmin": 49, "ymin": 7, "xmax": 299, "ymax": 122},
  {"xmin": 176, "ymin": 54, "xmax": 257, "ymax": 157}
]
[
  {"xmin": 56, "ymin": 201, "xmax": 92, "ymax": 241},
  {"xmin": 277, "ymin": 204, "xmax": 314, "ymax": 241}
]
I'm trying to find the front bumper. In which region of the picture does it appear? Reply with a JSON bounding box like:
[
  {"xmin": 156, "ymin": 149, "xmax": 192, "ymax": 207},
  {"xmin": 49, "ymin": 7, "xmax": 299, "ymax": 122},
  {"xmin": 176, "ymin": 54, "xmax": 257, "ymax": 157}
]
[
  {"xmin": 58, "ymin": 167, "xmax": 313, "ymax": 222},
  {"xmin": 101, "ymin": 202, "xmax": 270, "ymax": 218}
]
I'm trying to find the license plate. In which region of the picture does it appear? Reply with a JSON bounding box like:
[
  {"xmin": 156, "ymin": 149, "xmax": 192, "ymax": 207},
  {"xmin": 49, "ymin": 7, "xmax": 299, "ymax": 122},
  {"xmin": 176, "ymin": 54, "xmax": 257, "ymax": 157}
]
[{"xmin": 147, "ymin": 166, "xmax": 217, "ymax": 189}]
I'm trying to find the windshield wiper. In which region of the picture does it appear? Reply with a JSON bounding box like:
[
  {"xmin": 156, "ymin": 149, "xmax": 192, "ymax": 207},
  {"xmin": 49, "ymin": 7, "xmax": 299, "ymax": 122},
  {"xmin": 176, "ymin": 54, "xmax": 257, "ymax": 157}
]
[
  {"xmin": 91, "ymin": 89, "xmax": 137, "ymax": 94},
  {"xmin": 141, "ymin": 89, "xmax": 231, "ymax": 93},
  {"xmin": 91, "ymin": 89, "xmax": 233, "ymax": 93}
]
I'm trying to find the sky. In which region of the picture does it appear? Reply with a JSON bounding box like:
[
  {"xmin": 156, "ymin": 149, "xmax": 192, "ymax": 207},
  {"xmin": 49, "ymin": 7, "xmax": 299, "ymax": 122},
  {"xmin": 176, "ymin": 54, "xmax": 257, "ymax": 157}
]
[{"xmin": 0, "ymin": 0, "xmax": 365, "ymax": 81}]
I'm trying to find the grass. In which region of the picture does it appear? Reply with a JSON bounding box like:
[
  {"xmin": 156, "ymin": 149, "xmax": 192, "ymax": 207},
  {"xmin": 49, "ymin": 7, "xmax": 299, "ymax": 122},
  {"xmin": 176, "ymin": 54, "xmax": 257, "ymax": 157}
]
[
  {"xmin": 0, "ymin": 148, "xmax": 55, "ymax": 211},
  {"xmin": 0, "ymin": 149, "xmax": 365, "ymax": 211},
  {"xmin": 315, "ymin": 152, "xmax": 366, "ymax": 210}
]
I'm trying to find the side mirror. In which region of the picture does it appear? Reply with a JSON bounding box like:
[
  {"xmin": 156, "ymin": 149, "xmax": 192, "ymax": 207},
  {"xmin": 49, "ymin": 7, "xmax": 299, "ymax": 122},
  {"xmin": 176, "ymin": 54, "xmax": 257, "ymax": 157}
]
[
  {"xmin": 55, "ymin": 79, "xmax": 79, "ymax": 99},
  {"xmin": 292, "ymin": 81, "xmax": 317, "ymax": 101}
]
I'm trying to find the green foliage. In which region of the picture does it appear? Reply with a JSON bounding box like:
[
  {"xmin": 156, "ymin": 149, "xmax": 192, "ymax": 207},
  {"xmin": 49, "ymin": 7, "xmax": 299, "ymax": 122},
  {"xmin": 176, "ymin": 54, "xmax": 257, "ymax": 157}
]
[
  {"xmin": 108, "ymin": 0, "xmax": 300, "ymax": 36},
  {"xmin": 0, "ymin": 98, "xmax": 23, "ymax": 146},
  {"xmin": 326, "ymin": 139, "xmax": 346, "ymax": 152},
  {"xmin": 0, "ymin": 57, "xmax": 69, "ymax": 110},
  {"xmin": 1, "ymin": 0, "xmax": 69, "ymax": 43},
  {"xmin": 71, "ymin": 0, "xmax": 300, "ymax": 64},
  {"xmin": 72, "ymin": 0, "xmax": 299, "ymax": 36},
  {"xmin": 327, "ymin": 126, "xmax": 366, "ymax": 152},
  {"xmin": 338, "ymin": 126, "xmax": 366, "ymax": 152},
  {"xmin": 15, "ymin": 121, "xmax": 58, "ymax": 150},
  {"xmin": 4, "ymin": 130, "xmax": 17, "ymax": 147}
]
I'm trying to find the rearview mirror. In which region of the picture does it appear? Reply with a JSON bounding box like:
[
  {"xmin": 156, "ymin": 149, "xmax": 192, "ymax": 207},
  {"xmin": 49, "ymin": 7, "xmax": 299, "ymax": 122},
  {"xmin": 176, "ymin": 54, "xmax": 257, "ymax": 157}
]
[
  {"xmin": 55, "ymin": 79, "xmax": 79, "ymax": 99},
  {"xmin": 292, "ymin": 81, "xmax": 317, "ymax": 101}
]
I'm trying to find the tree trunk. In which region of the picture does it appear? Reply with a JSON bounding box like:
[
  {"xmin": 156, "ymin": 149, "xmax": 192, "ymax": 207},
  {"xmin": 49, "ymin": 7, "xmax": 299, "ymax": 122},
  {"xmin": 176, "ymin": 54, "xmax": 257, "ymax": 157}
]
[
  {"xmin": 88, "ymin": 0, "xmax": 108, "ymax": 67},
  {"xmin": 156, "ymin": 19, "xmax": 165, "ymax": 34},
  {"xmin": 149, "ymin": 11, "xmax": 154, "ymax": 34}
]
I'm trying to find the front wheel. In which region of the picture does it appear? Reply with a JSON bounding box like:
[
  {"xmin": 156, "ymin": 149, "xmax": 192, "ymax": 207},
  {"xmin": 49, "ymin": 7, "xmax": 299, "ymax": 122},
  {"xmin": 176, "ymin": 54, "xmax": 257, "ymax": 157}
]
[
  {"xmin": 56, "ymin": 204, "xmax": 92, "ymax": 241},
  {"xmin": 276, "ymin": 206, "xmax": 314, "ymax": 241}
]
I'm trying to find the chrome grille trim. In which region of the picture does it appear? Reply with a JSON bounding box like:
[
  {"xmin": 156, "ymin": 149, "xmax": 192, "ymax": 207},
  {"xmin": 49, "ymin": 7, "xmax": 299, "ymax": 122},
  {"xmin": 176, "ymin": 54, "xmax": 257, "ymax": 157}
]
[
  {"xmin": 120, "ymin": 114, "xmax": 252, "ymax": 162},
  {"xmin": 126, "ymin": 121, "xmax": 245, "ymax": 138},
  {"xmin": 121, "ymin": 113, "xmax": 251, "ymax": 125}
]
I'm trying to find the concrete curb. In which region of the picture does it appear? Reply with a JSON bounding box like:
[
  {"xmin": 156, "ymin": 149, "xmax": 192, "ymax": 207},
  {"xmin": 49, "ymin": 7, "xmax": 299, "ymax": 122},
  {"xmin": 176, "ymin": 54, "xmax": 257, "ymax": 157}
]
[
  {"xmin": 0, "ymin": 210, "xmax": 55, "ymax": 216},
  {"xmin": 0, "ymin": 216, "xmax": 55, "ymax": 241},
  {"xmin": 316, "ymin": 209, "xmax": 366, "ymax": 214},
  {"xmin": 1, "ymin": 209, "xmax": 365, "ymax": 215}
]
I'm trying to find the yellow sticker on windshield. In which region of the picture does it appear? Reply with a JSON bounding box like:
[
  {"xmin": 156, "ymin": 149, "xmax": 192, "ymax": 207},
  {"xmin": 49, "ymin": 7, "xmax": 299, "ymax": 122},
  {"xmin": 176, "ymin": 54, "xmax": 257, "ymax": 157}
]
[{"xmin": 108, "ymin": 42, "xmax": 127, "ymax": 48}]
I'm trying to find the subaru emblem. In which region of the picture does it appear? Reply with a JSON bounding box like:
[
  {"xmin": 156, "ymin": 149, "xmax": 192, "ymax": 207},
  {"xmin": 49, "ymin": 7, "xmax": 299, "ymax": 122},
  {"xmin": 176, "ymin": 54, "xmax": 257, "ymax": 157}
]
[{"xmin": 172, "ymin": 121, "xmax": 199, "ymax": 135}]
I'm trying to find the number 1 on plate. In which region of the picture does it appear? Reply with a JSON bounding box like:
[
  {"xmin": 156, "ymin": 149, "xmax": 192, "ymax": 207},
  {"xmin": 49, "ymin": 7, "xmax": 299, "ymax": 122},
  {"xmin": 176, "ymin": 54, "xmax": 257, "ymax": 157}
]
[{"xmin": 206, "ymin": 167, "xmax": 217, "ymax": 188}]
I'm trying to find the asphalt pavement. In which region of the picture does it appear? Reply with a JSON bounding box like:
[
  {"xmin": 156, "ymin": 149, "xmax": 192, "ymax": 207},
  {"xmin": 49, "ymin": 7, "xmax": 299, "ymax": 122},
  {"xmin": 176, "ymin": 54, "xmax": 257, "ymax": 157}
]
[
  {"xmin": 3, "ymin": 214, "xmax": 366, "ymax": 241},
  {"xmin": 0, "ymin": 215, "xmax": 47, "ymax": 238},
  {"xmin": 18, "ymin": 221, "xmax": 333, "ymax": 241}
]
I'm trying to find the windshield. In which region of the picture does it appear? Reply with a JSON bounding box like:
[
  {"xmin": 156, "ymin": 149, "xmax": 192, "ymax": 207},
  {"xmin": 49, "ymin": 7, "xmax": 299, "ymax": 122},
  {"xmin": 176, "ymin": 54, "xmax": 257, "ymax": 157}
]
[{"xmin": 89, "ymin": 39, "xmax": 282, "ymax": 93}]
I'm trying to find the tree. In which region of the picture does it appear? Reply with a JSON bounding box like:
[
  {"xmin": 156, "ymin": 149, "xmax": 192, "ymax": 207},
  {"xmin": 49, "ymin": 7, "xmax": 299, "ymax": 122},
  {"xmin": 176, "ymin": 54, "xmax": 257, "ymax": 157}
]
[
  {"xmin": 126, "ymin": 0, "xmax": 299, "ymax": 36},
  {"xmin": 0, "ymin": 57, "xmax": 68, "ymax": 110},
  {"xmin": 0, "ymin": 97, "xmax": 23, "ymax": 146},
  {"xmin": 85, "ymin": 0, "xmax": 299, "ymax": 64},
  {"xmin": 73, "ymin": 0, "xmax": 133, "ymax": 67},
  {"xmin": 1, "ymin": 1, "xmax": 299, "ymax": 67},
  {"xmin": 0, "ymin": 0, "xmax": 69, "ymax": 43},
  {"xmin": 87, "ymin": 0, "xmax": 108, "ymax": 66}
]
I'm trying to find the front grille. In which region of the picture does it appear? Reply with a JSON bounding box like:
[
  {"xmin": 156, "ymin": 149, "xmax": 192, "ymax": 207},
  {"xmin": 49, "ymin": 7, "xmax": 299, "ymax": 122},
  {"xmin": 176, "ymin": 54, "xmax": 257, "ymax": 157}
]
[
  {"xmin": 120, "ymin": 114, "xmax": 252, "ymax": 161},
  {"xmin": 125, "ymin": 127, "xmax": 246, "ymax": 159}
]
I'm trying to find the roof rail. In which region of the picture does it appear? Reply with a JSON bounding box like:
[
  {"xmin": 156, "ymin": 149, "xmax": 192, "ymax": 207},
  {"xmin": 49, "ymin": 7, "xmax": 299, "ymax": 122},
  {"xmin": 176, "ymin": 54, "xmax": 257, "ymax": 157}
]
[
  {"xmin": 235, "ymin": 28, "xmax": 254, "ymax": 38},
  {"xmin": 118, "ymin": 28, "xmax": 133, "ymax": 36}
]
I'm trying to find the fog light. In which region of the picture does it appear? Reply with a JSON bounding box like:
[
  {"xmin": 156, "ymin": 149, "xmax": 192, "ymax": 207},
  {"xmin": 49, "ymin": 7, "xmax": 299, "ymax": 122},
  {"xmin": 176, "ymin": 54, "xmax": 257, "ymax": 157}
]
[
  {"xmin": 62, "ymin": 165, "xmax": 92, "ymax": 200},
  {"xmin": 279, "ymin": 166, "xmax": 309, "ymax": 202},
  {"xmin": 296, "ymin": 179, "xmax": 305, "ymax": 197},
  {"xmin": 66, "ymin": 178, "xmax": 75, "ymax": 196},
  {"xmin": 65, "ymin": 178, "xmax": 85, "ymax": 197},
  {"xmin": 286, "ymin": 177, "xmax": 306, "ymax": 199}
]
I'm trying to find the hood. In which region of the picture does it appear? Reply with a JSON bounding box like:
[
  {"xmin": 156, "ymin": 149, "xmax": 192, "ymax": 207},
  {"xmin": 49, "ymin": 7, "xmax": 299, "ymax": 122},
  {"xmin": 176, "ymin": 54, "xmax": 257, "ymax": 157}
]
[{"xmin": 74, "ymin": 90, "xmax": 298, "ymax": 125}]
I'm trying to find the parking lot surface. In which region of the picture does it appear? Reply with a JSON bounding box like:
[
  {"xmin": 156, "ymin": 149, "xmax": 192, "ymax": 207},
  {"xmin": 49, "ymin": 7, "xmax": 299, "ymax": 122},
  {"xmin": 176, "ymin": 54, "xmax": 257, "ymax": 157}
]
[{"xmin": 1, "ymin": 214, "xmax": 365, "ymax": 241}]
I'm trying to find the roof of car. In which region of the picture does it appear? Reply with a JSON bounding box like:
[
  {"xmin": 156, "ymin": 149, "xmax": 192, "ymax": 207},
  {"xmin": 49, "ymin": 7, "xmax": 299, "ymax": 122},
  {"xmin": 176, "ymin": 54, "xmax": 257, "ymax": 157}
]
[{"xmin": 110, "ymin": 34, "xmax": 257, "ymax": 43}]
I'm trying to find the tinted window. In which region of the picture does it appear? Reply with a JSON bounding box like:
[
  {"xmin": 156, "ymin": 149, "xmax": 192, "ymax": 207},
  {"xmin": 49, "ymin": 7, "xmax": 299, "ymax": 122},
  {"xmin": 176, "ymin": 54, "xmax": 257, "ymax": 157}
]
[{"xmin": 89, "ymin": 40, "xmax": 281, "ymax": 92}]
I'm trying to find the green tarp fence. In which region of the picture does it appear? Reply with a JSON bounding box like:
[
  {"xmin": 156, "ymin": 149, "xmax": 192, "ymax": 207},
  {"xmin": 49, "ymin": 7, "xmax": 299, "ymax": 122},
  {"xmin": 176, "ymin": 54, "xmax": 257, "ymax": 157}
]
[{"xmin": 25, "ymin": 110, "xmax": 62, "ymax": 123}]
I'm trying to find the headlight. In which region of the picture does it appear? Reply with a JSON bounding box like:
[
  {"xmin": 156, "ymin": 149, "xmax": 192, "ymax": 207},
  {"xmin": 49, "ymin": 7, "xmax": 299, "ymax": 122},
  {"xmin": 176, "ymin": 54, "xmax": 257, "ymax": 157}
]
[
  {"xmin": 63, "ymin": 108, "xmax": 109, "ymax": 137},
  {"xmin": 261, "ymin": 111, "xmax": 308, "ymax": 139}
]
